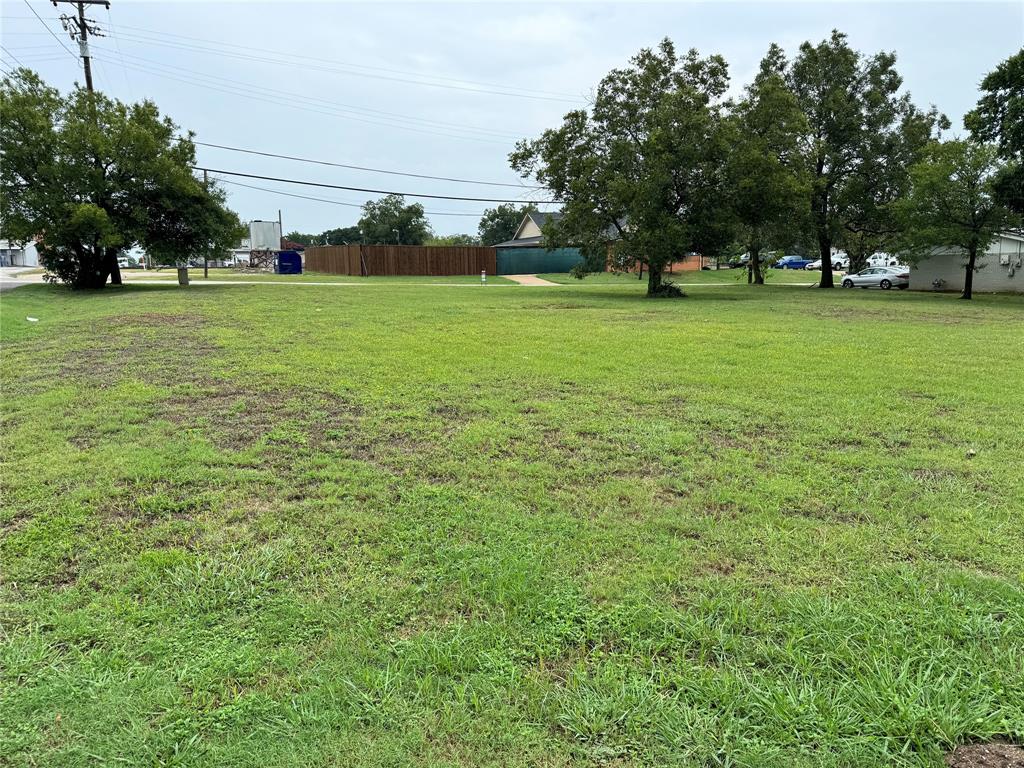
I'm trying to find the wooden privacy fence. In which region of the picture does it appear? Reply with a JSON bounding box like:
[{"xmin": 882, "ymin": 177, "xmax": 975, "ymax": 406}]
[{"xmin": 304, "ymin": 245, "xmax": 496, "ymax": 276}]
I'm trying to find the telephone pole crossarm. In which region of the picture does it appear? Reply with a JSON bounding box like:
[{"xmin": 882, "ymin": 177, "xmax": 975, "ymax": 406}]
[{"xmin": 50, "ymin": 0, "xmax": 111, "ymax": 92}]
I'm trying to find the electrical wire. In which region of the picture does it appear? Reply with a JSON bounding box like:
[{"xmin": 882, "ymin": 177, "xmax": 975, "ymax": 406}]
[
  {"xmin": 89, "ymin": 47, "xmax": 521, "ymax": 140},
  {"xmin": 188, "ymin": 139, "xmax": 541, "ymax": 190},
  {"xmin": 212, "ymin": 177, "xmax": 485, "ymax": 217},
  {"xmin": 90, "ymin": 53, "xmax": 517, "ymax": 146},
  {"xmin": 19, "ymin": 0, "xmax": 76, "ymax": 59},
  {"xmin": 105, "ymin": 4, "xmax": 132, "ymax": 96},
  {"xmin": 101, "ymin": 22, "xmax": 583, "ymax": 103},
  {"xmin": 195, "ymin": 167, "xmax": 558, "ymax": 204},
  {"xmin": 0, "ymin": 45, "xmax": 27, "ymax": 68}
]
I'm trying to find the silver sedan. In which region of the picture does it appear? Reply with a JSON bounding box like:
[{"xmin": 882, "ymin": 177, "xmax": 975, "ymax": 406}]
[{"xmin": 841, "ymin": 266, "xmax": 910, "ymax": 290}]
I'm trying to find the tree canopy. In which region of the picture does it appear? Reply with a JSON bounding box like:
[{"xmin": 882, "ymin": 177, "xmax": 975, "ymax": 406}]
[
  {"xmin": 357, "ymin": 195, "xmax": 431, "ymax": 245},
  {"xmin": 896, "ymin": 140, "xmax": 1019, "ymax": 299},
  {"xmin": 966, "ymin": 48, "xmax": 1024, "ymax": 215},
  {"xmin": 0, "ymin": 69, "xmax": 242, "ymax": 288},
  {"xmin": 511, "ymin": 39, "xmax": 733, "ymax": 296},
  {"xmin": 477, "ymin": 203, "xmax": 535, "ymax": 246}
]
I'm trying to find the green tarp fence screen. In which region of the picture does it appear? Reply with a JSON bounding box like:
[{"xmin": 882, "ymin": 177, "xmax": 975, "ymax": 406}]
[{"xmin": 495, "ymin": 247, "xmax": 584, "ymax": 275}]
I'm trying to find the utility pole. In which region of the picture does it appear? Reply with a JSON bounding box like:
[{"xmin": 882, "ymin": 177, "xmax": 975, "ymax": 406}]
[
  {"xmin": 204, "ymin": 169, "xmax": 210, "ymax": 278},
  {"xmin": 52, "ymin": 0, "xmax": 109, "ymax": 93}
]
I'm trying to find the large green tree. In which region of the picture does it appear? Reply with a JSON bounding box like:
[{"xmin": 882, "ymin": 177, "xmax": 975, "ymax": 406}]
[
  {"xmin": 896, "ymin": 140, "xmax": 1019, "ymax": 300},
  {"xmin": 0, "ymin": 69, "xmax": 241, "ymax": 288},
  {"xmin": 357, "ymin": 195, "xmax": 431, "ymax": 245},
  {"xmin": 786, "ymin": 31, "xmax": 939, "ymax": 287},
  {"xmin": 965, "ymin": 48, "xmax": 1024, "ymax": 215},
  {"xmin": 725, "ymin": 44, "xmax": 808, "ymax": 285},
  {"xmin": 510, "ymin": 40, "xmax": 733, "ymax": 296},
  {"xmin": 477, "ymin": 203, "xmax": 535, "ymax": 245}
]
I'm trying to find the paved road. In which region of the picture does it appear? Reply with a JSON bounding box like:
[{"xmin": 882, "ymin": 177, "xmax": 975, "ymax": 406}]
[{"xmin": 0, "ymin": 267, "xmax": 39, "ymax": 292}]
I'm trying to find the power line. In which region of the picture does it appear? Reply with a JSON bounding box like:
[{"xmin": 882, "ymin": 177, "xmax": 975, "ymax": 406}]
[
  {"xmin": 101, "ymin": 22, "xmax": 584, "ymax": 102},
  {"xmin": 90, "ymin": 53, "xmax": 517, "ymax": 145},
  {"xmin": 188, "ymin": 139, "xmax": 542, "ymax": 190},
  {"xmin": 0, "ymin": 45, "xmax": 27, "ymax": 68},
  {"xmin": 104, "ymin": 4, "xmax": 131, "ymax": 95},
  {"xmin": 195, "ymin": 167, "xmax": 559, "ymax": 204},
  {"xmin": 95, "ymin": 48, "xmax": 518, "ymax": 139},
  {"xmin": 212, "ymin": 177, "xmax": 485, "ymax": 218},
  {"xmin": 20, "ymin": 0, "xmax": 77, "ymax": 60}
]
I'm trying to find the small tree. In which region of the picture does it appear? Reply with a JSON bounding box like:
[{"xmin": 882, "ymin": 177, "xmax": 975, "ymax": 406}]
[
  {"xmin": 725, "ymin": 45, "xmax": 808, "ymax": 285},
  {"xmin": 896, "ymin": 140, "xmax": 1019, "ymax": 299},
  {"xmin": 0, "ymin": 69, "xmax": 240, "ymax": 288},
  {"xmin": 511, "ymin": 40, "xmax": 733, "ymax": 297},
  {"xmin": 477, "ymin": 203, "xmax": 535, "ymax": 245},
  {"xmin": 358, "ymin": 195, "xmax": 431, "ymax": 245},
  {"xmin": 143, "ymin": 177, "xmax": 245, "ymax": 271}
]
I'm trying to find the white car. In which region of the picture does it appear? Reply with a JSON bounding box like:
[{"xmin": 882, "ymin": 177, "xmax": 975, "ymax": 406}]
[
  {"xmin": 806, "ymin": 256, "xmax": 849, "ymax": 271},
  {"xmin": 841, "ymin": 266, "xmax": 910, "ymax": 290},
  {"xmin": 867, "ymin": 254, "xmax": 902, "ymax": 268}
]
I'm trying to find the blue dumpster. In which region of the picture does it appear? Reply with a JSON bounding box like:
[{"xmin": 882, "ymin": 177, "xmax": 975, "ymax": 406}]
[{"xmin": 276, "ymin": 250, "xmax": 302, "ymax": 274}]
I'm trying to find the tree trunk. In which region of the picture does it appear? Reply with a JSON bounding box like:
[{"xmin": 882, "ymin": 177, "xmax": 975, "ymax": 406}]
[
  {"xmin": 813, "ymin": 185, "xmax": 834, "ymax": 288},
  {"xmin": 106, "ymin": 248, "xmax": 123, "ymax": 285},
  {"xmin": 74, "ymin": 246, "xmax": 110, "ymax": 289},
  {"xmin": 961, "ymin": 247, "xmax": 976, "ymax": 300},
  {"xmin": 751, "ymin": 247, "xmax": 764, "ymax": 285},
  {"xmin": 849, "ymin": 250, "xmax": 867, "ymax": 274},
  {"xmin": 817, "ymin": 233, "xmax": 833, "ymax": 288},
  {"xmin": 646, "ymin": 267, "xmax": 663, "ymax": 296}
]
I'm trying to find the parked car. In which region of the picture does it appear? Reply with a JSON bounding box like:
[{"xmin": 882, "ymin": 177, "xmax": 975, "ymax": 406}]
[
  {"xmin": 867, "ymin": 253, "xmax": 902, "ymax": 268},
  {"xmin": 841, "ymin": 266, "xmax": 910, "ymax": 290},
  {"xmin": 805, "ymin": 256, "xmax": 849, "ymax": 271},
  {"xmin": 775, "ymin": 255, "xmax": 814, "ymax": 270}
]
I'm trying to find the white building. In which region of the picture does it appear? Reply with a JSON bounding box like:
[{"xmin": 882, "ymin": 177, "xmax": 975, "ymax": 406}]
[
  {"xmin": 0, "ymin": 239, "xmax": 39, "ymax": 267},
  {"xmin": 227, "ymin": 220, "xmax": 282, "ymax": 265},
  {"xmin": 909, "ymin": 232, "xmax": 1024, "ymax": 294}
]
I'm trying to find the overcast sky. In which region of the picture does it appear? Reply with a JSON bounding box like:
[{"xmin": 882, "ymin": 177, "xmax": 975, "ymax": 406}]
[{"xmin": 2, "ymin": 1, "xmax": 1022, "ymax": 236}]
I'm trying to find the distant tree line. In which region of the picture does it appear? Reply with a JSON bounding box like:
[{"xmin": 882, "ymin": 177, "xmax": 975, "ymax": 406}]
[
  {"xmin": 511, "ymin": 33, "xmax": 1023, "ymax": 298},
  {"xmin": 288, "ymin": 200, "xmax": 537, "ymax": 249}
]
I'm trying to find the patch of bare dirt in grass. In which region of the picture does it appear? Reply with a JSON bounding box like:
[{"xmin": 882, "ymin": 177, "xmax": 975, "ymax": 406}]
[
  {"xmin": 946, "ymin": 742, "xmax": 1024, "ymax": 768},
  {"xmin": 783, "ymin": 499, "xmax": 870, "ymax": 524},
  {"xmin": 56, "ymin": 315, "xmax": 218, "ymax": 388},
  {"xmin": 911, "ymin": 467, "xmax": 961, "ymax": 483}
]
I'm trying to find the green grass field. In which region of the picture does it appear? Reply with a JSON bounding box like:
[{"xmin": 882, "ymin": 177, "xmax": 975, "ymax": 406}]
[
  {"xmin": 1, "ymin": 280, "xmax": 1022, "ymax": 767},
  {"xmin": 124, "ymin": 270, "xmax": 515, "ymax": 285},
  {"xmin": 537, "ymin": 269, "xmax": 819, "ymax": 285}
]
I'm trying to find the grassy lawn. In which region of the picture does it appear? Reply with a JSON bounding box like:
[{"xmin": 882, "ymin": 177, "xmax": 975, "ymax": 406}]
[
  {"xmin": 124, "ymin": 270, "xmax": 515, "ymax": 285},
  {"xmin": 1, "ymin": 281, "xmax": 1022, "ymax": 767},
  {"xmin": 538, "ymin": 269, "xmax": 818, "ymax": 285}
]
